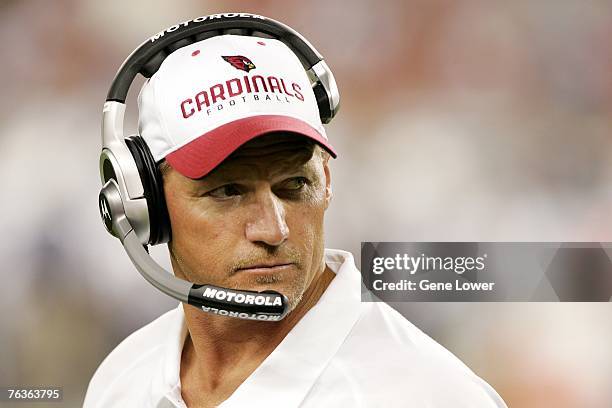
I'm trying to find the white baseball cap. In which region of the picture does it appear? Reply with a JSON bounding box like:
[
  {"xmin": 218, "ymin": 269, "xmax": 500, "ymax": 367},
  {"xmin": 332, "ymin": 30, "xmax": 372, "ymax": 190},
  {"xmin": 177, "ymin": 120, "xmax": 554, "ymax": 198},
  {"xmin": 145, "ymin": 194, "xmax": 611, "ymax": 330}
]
[{"xmin": 137, "ymin": 34, "xmax": 336, "ymax": 179}]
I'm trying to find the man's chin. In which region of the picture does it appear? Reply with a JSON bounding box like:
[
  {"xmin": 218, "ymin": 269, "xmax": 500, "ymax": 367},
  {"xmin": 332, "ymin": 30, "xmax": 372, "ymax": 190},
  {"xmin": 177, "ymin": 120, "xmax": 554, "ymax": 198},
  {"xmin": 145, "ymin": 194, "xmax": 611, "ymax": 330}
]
[
  {"xmin": 230, "ymin": 270, "xmax": 281, "ymax": 287},
  {"xmin": 232, "ymin": 276, "xmax": 292, "ymax": 294},
  {"xmin": 229, "ymin": 275, "xmax": 306, "ymax": 311}
]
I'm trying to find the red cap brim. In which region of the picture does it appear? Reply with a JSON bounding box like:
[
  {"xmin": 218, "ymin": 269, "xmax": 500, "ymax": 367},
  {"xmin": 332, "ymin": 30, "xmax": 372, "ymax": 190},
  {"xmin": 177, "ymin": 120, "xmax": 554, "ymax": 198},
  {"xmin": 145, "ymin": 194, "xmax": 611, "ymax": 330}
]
[{"xmin": 165, "ymin": 115, "xmax": 336, "ymax": 179}]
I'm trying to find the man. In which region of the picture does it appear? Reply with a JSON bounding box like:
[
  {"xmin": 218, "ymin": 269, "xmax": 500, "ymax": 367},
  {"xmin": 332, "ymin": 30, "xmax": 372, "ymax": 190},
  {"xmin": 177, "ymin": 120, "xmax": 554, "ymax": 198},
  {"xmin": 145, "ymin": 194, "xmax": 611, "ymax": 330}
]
[{"xmin": 85, "ymin": 30, "xmax": 507, "ymax": 407}]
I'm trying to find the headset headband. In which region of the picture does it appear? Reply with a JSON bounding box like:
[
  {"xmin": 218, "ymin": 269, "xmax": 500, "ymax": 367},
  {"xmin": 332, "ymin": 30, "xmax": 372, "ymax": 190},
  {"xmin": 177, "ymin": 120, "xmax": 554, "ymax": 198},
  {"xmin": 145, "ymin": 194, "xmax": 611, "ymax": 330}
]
[{"xmin": 107, "ymin": 12, "xmax": 325, "ymax": 103}]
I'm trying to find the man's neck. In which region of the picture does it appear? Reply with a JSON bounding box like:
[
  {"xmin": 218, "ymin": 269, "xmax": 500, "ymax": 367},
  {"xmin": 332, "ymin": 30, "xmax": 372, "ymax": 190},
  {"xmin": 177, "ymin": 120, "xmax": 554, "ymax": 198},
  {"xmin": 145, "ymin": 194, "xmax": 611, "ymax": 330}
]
[{"xmin": 179, "ymin": 264, "xmax": 336, "ymax": 407}]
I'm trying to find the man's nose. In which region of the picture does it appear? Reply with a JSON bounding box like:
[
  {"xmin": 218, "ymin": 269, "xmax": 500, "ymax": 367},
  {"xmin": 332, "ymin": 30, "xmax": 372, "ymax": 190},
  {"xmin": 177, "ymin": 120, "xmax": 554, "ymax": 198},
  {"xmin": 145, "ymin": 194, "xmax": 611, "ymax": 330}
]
[{"xmin": 245, "ymin": 189, "xmax": 289, "ymax": 247}]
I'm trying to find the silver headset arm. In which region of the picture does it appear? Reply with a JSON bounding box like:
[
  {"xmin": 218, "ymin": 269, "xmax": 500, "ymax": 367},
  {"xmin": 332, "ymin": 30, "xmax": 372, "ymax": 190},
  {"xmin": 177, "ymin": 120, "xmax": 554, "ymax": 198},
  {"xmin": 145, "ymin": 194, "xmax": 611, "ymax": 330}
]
[{"xmin": 123, "ymin": 230, "xmax": 191, "ymax": 303}]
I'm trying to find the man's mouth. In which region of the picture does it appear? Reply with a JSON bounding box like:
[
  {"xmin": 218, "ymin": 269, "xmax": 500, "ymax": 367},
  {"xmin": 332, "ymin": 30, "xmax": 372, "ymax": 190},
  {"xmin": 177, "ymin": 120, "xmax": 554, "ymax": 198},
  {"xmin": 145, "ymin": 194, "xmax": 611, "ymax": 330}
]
[{"xmin": 236, "ymin": 263, "xmax": 294, "ymax": 274}]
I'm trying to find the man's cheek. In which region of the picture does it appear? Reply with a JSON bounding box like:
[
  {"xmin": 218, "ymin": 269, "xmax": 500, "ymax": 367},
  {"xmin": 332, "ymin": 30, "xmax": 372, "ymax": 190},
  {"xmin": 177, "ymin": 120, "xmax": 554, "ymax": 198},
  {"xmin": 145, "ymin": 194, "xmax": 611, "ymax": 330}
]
[{"xmin": 290, "ymin": 217, "xmax": 318, "ymax": 256}]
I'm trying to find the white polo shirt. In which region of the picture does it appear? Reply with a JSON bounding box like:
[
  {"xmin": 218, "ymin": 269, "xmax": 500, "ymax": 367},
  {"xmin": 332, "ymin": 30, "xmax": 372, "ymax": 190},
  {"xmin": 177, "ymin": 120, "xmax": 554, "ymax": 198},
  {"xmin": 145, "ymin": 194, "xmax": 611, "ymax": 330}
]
[{"xmin": 84, "ymin": 249, "xmax": 507, "ymax": 407}]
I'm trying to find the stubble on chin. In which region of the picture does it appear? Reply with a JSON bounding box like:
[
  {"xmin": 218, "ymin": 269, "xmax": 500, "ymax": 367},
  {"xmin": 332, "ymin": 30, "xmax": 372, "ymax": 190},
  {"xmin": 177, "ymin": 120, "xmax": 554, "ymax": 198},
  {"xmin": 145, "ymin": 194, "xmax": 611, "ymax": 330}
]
[{"xmin": 228, "ymin": 267, "xmax": 308, "ymax": 312}]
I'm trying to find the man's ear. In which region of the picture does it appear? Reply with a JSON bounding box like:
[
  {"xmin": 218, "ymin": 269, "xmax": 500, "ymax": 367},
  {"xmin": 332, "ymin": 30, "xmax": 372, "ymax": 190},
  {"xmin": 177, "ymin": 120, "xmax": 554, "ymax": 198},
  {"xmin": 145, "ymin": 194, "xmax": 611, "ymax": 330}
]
[{"xmin": 322, "ymin": 153, "xmax": 332, "ymax": 210}]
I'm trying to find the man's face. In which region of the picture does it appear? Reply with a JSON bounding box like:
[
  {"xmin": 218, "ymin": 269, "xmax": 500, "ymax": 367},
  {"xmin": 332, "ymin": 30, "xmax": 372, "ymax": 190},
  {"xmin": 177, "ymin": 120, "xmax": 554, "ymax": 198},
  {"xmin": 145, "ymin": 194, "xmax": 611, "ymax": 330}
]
[{"xmin": 162, "ymin": 133, "xmax": 332, "ymax": 311}]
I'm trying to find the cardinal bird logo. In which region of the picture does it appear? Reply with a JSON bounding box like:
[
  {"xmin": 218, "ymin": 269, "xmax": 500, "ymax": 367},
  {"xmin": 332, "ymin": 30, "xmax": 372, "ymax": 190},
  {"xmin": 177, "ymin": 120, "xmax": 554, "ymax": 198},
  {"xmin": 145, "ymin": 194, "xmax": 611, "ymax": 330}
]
[{"xmin": 222, "ymin": 55, "xmax": 256, "ymax": 72}]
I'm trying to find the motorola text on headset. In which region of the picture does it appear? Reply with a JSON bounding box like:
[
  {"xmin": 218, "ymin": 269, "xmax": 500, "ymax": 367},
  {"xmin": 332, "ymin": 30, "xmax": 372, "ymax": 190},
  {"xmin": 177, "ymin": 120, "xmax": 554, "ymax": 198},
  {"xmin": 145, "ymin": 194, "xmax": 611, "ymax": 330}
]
[{"xmin": 98, "ymin": 12, "xmax": 340, "ymax": 321}]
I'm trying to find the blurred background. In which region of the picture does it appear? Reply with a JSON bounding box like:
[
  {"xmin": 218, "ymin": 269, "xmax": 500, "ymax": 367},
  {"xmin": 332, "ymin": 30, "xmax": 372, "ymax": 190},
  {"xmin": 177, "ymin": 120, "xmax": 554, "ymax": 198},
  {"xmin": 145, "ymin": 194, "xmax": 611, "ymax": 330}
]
[{"xmin": 1, "ymin": 0, "xmax": 611, "ymax": 406}]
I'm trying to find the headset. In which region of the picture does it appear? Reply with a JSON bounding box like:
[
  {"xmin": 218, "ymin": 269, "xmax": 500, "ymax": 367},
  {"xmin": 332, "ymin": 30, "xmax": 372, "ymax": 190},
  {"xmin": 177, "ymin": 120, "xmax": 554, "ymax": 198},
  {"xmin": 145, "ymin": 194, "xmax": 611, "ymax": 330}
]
[{"xmin": 98, "ymin": 12, "xmax": 340, "ymax": 321}]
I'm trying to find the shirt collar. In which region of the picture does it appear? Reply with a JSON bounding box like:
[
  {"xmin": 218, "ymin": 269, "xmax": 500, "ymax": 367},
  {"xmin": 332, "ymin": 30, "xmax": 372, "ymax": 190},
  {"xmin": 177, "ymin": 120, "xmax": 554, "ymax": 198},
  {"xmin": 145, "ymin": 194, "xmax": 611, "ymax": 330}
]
[
  {"xmin": 148, "ymin": 303, "xmax": 189, "ymax": 407},
  {"xmin": 150, "ymin": 248, "xmax": 361, "ymax": 408}
]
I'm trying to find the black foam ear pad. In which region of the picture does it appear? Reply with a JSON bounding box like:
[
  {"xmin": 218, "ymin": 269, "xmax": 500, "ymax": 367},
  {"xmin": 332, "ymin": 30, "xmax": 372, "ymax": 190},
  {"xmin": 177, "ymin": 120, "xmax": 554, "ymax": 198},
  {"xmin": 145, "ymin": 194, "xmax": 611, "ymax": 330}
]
[
  {"xmin": 312, "ymin": 82, "xmax": 332, "ymax": 123},
  {"xmin": 125, "ymin": 136, "xmax": 172, "ymax": 245}
]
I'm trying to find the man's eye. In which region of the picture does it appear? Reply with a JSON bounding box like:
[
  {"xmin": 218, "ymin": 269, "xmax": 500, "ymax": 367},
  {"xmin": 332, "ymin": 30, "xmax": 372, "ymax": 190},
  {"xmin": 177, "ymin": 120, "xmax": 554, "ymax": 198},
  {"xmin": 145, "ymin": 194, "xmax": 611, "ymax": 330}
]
[
  {"xmin": 207, "ymin": 184, "xmax": 241, "ymax": 198},
  {"xmin": 283, "ymin": 177, "xmax": 308, "ymax": 190}
]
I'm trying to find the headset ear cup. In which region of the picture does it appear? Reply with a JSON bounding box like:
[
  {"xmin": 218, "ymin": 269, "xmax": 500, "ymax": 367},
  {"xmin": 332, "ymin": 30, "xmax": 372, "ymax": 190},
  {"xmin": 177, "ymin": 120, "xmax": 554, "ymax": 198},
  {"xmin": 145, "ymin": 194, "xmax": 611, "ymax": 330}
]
[
  {"xmin": 125, "ymin": 136, "xmax": 172, "ymax": 245},
  {"xmin": 312, "ymin": 82, "xmax": 332, "ymax": 123}
]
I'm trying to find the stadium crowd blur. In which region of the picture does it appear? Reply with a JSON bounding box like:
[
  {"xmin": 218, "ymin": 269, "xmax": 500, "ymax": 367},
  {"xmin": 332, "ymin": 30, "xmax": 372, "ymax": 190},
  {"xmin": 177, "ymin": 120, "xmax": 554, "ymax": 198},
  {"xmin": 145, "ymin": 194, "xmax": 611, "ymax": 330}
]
[{"xmin": 1, "ymin": 0, "xmax": 611, "ymax": 407}]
